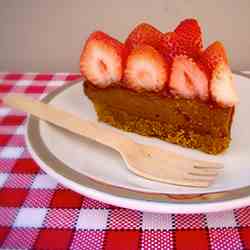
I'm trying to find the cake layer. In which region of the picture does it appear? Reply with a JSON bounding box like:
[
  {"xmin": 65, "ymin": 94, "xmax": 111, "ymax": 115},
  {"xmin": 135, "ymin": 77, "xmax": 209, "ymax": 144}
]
[{"xmin": 84, "ymin": 81, "xmax": 234, "ymax": 154}]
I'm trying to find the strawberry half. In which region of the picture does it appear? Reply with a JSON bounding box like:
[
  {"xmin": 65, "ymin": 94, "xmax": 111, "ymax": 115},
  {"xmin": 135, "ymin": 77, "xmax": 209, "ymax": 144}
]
[
  {"xmin": 160, "ymin": 19, "xmax": 203, "ymax": 63},
  {"xmin": 198, "ymin": 41, "xmax": 228, "ymax": 76},
  {"xmin": 125, "ymin": 23, "xmax": 164, "ymax": 53},
  {"xmin": 169, "ymin": 55, "xmax": 208, "ymax": 100},
  {"xmin": 174, "ymin": 18, "xmax": 203, "ymax": 54},
  {"xmin": 160, "ymin": 32, "xmax": 182, "ymax": 63},
  {"xmin": 80, "ymin": 31, "xmax": 125, "ymax": 87},
  {"xmin": 124, "ymin": 45, "xmax": 168, "ymax": 92},
  {"xmin": 211, "ymin": 62, "xmax": 238, "ymax": 107}
]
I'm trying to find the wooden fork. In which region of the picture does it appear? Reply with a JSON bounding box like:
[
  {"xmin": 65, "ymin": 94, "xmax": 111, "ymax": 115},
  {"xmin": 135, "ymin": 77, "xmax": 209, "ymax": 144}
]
[{"xmin": 3, "ymin": 94, "xmax": 223, "ymax": 188}]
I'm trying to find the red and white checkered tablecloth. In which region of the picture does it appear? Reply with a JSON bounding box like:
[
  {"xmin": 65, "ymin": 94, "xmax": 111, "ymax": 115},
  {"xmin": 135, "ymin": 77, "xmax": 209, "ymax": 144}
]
[{"xmin": 0, "ymin": 72, "xmax": 250, "ymax": 250}]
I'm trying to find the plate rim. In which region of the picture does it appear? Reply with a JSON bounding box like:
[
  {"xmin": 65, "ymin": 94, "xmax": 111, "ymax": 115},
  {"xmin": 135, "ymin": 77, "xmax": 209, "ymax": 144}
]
[{"xmin": 25, "ymin": 76, "xmax": 250, "ymax": 213}]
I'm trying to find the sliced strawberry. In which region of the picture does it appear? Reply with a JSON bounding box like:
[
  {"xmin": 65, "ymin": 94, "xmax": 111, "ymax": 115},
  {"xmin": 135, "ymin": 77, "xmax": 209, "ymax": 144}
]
[
  {"xmin": 169, "ymin": 55, "xmax": 208, "ymax": 100},
  {"xmin": 125, "ymin": 23, "xmax": 164, "ymax": 53},
  {"xmin": 160, "ymin": 32, "xmax": 181, "ymax": 63},
  {"xmin": 160, "ymin": 19, "xmax": 203, "ymax": 63},
  {"xmin": 174, "ymin": 18, "xmax": 203, "ymax": 54},
  {"xmin": 199, "ymin": 41, "xmax": 228, "ymax": 76},
  {"xmin": 125, "ymin": 19, "xmax": 202, "ymax": 64},
  {"xmin": 124, "ymin": 45, "xmax": 168, "ymax": 92},
  {"xmin": 211, "ymin": 62, "xmax": 238, "ymax": 107},
  {"xmin": 80, "ymin": 31, "xmax": 125, "ymax": 87}
]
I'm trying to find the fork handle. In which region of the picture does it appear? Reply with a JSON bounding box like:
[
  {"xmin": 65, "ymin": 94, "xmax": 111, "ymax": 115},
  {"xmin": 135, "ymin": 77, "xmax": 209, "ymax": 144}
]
[{"xmin": 3, "ymin": 94, "xmax": 135, "ymax": 152}]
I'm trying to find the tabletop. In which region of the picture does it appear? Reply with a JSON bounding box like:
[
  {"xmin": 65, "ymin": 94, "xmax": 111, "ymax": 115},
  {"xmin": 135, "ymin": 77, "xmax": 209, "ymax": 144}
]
[{"xmin": 0, "ymin": 72, "xmax": 250, "ymax": 250}]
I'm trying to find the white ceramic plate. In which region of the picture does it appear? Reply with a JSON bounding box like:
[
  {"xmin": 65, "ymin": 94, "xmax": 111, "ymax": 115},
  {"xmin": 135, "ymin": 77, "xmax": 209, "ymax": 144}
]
[{"xmin": 25, "ymin": 74, "xmax": 250, "ymax": 213}]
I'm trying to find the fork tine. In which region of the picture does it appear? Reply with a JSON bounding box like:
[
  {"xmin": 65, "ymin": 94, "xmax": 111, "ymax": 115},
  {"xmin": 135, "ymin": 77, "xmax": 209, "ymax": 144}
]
[
  {"xmin": 182, "ymin": 178, "xmax": 212, "ymax": 188},
  {"xmin": 190, "ymin": 168, "xmax": 219, "ymax": 176},
  {"xmin": 187, "ymin": 174, "xmax": 216, "ymax": 182},
  {"xmin": 194, "ymin": 161, "xmax": 223, "ymax": 169}
]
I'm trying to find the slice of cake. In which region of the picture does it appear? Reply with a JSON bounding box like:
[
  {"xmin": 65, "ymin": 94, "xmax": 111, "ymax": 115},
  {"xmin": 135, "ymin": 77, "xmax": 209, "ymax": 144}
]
[{"xmin": 80, "ymin": 19, "xmax": 238, "ymax": 154}]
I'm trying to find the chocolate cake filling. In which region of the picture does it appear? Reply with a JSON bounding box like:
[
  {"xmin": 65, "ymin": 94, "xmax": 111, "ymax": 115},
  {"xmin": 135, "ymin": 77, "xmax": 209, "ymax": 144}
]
[{"xmin": 84, "ymin": 81, "xmax": 234, "ymax": 154}]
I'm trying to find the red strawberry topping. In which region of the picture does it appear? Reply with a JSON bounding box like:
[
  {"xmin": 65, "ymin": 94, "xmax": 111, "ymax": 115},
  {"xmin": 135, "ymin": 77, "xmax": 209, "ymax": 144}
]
[
  {"xmin": 160, "ymin": 19, "xmax": 203, "ymax": 63},
  {"xmin": 124, "ymin": 45, "xmax": 168, "ymax": 92},
  {"xmin": 199, "ymin": 41, "xmax": 228, "ymax": 76},
  {"xmin": 210, "ymin": 62, "xmax": 238, "ymax": 107},
  {"xmin": 174, "ymin": 18, "xmax": 203, "ymax": 53},
  {"xmin": 80, "ymin": 31, "xmax": 125, "ymax": 87},
  {"xmin": 125, "ymin": 23, "xmax": 164, "ymax": 53},
  {"xmin": 169, "ymin": 55, "xmax": 208, "ymax": 100},
  {"xmin": 160, "ymin": 32, "xmax": 182, "ymax": 63},
  {"xmin": 199, "ymin": 41, "xmax": 238, "ymax": 106}
]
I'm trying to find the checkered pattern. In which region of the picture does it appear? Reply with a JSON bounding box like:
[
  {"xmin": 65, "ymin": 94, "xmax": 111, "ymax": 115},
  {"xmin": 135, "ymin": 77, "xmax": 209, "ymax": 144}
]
[{"xmin": 0, "ymin": 73, "xmax": 249, "ymax": 250}]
